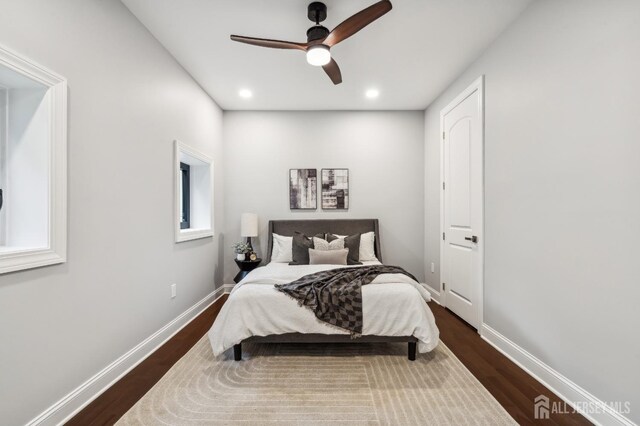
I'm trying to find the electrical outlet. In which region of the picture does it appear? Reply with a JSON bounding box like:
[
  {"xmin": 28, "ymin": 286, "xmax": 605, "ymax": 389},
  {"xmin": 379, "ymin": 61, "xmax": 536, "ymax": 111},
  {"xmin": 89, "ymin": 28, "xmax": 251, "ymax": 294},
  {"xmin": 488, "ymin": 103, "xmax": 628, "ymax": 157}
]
[
  {"xmin": 170, "ymin": 283, "xmax": 177, "ymax": 299},
  {"xmin": 430, "ymin": 262, "xmax": 435, "ymax": 273}
]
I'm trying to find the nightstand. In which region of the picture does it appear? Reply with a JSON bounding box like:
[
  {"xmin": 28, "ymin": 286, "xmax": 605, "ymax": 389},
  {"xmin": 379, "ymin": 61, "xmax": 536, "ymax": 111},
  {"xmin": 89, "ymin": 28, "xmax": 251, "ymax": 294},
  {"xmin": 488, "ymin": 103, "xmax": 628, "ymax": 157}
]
[{"xmin": 233, "ymin": 258, "xmax": 262, "ymax": 283}]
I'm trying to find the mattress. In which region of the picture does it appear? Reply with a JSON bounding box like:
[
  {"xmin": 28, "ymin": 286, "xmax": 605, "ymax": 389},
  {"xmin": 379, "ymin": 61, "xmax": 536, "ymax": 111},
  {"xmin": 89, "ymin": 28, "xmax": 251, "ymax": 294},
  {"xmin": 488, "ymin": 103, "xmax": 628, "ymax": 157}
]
[{"xmin": 208, "ymin": 261, "xmax": 440, "ymax": 356}]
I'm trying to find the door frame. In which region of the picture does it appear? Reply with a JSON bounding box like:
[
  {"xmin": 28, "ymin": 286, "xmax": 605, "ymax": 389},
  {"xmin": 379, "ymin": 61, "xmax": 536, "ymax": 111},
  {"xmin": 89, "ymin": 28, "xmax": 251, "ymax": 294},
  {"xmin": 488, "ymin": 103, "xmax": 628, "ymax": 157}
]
[{"xmin": 439, "ymin": 75, "xmax": 485, "ymax": 331}]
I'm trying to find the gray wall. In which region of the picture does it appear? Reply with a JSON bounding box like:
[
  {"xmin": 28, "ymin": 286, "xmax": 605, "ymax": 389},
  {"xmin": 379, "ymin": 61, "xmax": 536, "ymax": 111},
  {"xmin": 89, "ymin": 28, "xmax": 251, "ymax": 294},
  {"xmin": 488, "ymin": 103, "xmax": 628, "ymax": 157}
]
[
  {"xmin": 223, "ymin": 111, "xmax": 425, "ymax": 283},
  {"xmin": 0, "ymin": 1, "xmax": 224, "ymax": 424},
  {"xmin": 424, "ymin": 0, "xmax": 639, "ymax": 421}
]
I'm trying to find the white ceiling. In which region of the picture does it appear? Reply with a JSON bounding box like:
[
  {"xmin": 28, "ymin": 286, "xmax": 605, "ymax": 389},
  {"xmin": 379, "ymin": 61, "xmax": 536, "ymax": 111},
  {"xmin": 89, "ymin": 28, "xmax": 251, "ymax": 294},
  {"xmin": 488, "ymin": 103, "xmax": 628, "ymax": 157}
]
[{"xmin": 122, "ymin": 0, "xmax": 531, "ymax": 110}]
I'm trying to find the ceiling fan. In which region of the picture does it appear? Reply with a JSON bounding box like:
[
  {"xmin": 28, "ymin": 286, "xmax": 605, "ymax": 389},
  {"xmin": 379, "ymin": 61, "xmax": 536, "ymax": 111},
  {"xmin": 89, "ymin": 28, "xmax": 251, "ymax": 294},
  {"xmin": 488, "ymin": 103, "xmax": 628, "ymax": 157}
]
[{"xmin": 230, "ymin": 0, "xmax": 393, "ymax": 85}]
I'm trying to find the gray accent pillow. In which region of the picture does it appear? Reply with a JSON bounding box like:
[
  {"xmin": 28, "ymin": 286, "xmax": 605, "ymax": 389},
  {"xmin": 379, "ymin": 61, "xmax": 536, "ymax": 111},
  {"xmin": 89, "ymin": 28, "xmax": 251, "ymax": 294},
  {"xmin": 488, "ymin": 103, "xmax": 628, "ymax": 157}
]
[
  {"xmin": 308, "ymin": 248, "xmax": 349, "ymax": 265},
  {"xmin": 327, "ymin": 233, "xmax": 362, "ymax": 265},
  {"xmin": 289, "ymin": 232, "xmax": 324, "ymax": 265}
]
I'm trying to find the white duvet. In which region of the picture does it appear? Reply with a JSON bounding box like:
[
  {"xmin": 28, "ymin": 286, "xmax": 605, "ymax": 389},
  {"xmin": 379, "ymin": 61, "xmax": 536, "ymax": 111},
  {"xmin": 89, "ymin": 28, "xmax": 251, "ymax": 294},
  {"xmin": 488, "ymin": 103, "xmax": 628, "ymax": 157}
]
[{"xmin": 208, "ymin": 261, "xmax": 440, "ymax": 356}]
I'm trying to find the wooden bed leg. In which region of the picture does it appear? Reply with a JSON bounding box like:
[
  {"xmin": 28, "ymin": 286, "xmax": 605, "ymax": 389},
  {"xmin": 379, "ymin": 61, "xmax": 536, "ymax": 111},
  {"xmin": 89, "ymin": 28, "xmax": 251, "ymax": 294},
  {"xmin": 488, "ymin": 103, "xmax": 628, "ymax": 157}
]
[
  {"xmin": 408, "ymin": 342, "xmax": 416, "ymax": 361},
  {"xmin": 233, "ymin": 343, "xmax": 242, "ymax": 361}
]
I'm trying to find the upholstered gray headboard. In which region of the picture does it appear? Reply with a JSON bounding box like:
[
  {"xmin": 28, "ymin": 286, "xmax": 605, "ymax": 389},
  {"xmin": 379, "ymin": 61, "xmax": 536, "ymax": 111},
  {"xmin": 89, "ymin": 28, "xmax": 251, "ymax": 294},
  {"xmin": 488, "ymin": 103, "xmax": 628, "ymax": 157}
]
[{"xmin": 266, "ymin": 219, "xmax": 382, "ymax": 263}]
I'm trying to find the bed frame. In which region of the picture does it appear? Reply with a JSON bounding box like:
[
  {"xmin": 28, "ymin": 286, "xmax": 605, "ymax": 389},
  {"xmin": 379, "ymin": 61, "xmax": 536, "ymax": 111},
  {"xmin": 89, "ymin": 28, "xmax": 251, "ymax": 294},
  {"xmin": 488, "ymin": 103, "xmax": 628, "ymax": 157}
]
[{"xmin": 233, "ymin": 219, "xmax": 418, "ymax": 361}]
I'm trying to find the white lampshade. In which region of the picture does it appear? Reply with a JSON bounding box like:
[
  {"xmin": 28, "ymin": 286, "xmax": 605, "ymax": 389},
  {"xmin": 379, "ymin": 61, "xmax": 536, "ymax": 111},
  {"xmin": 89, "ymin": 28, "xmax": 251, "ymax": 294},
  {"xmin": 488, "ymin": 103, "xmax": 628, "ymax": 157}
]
[{"xmin": 240, "ymin": 213, "xmax": 258, "ymax": 237}]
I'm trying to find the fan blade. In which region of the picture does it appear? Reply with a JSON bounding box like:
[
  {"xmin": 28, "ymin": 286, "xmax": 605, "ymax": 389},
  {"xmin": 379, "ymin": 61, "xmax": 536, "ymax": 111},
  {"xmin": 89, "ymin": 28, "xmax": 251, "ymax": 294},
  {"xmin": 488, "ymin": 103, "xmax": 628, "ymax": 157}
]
[
  {"xmin": 323, "ymin": 0, "xmax": 392, "ymax": 47},
  {"xmin": 322, "ymin": 0, "xmax": 393, "ymax": 47},
  {"xmin": 322, "ymin": 58, "xmax": 343, "ymax": 85},
  {"xmin": 230, "ymin": 35, "xmax": 308, "ymax": 51}
]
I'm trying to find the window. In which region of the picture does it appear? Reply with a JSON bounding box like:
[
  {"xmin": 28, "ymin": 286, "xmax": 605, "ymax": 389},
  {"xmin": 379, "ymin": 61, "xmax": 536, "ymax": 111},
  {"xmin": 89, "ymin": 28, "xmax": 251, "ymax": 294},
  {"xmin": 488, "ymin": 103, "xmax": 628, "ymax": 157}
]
[
  {"xmin": 179, "ymin": 162, "xmax": 190, "ymax": 229},
  {"xmin": 0, "ymin": 44, "xmax": 67, "ymax": 274},
  {"xmin": 174, "ymin": 140, "xmax": 213, "ymax": 242}
]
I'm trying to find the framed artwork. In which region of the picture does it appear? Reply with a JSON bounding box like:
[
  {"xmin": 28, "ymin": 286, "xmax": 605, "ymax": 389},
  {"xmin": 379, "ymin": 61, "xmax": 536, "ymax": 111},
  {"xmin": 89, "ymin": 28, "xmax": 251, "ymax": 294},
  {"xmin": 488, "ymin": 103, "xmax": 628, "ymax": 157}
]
[
  {"xmin": 289, "ymin": 169, "xmax": 317, "ymax": 209},
  {"xmin": 321, "ymin": 168, "xmax": 349, "ymax": 210}
]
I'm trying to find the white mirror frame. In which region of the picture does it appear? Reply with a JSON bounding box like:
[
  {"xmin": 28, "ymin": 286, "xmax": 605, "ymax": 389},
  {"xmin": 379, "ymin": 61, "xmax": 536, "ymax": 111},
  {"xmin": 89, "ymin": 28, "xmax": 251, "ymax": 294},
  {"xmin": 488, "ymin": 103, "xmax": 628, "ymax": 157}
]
[
  {"xmin": 0, "ymin": 44, "xmax": 67, "ymax": 274},
  {"xmin": 174, "ymin": 140, "xmax": 214, "ymax": 243}
]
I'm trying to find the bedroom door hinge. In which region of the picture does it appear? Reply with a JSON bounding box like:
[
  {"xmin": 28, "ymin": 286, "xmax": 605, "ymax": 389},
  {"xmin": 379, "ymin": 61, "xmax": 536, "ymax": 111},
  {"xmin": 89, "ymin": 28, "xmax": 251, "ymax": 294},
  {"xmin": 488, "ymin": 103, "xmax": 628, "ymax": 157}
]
[
  {"xmin": 442, "ymin": 232, "xmax": 445, "ymax": 240},
  {"xmin": 443, "ymin": 182, "xmax": 445, "ymax": 190},
  {"xmin": 443, "ymin": 283, "xmax": 446, "ymax": 290},
  {"xmin": 442, "ymin": 131, "xmax": 445, "ymax": 140}
]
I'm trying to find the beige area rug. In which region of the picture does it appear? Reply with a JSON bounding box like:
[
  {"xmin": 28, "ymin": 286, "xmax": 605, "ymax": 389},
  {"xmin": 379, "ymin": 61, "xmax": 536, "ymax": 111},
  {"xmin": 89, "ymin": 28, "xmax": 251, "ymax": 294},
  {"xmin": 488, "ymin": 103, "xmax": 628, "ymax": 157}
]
[{"xmin": 117, "ymin": 337, "xmax": 516, "ymax": 425}]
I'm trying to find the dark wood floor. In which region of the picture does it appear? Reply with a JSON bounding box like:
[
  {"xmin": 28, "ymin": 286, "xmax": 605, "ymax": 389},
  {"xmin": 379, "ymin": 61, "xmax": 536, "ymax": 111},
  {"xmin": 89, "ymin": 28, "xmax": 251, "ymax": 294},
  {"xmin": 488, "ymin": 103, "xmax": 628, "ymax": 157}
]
[
  {"xmin": 69, "ymin": 296, "xmax": 590, "ymax": 425},
  {"xmin": 429, "ymin": 303, "xmax": 591, "ymax": 425}
]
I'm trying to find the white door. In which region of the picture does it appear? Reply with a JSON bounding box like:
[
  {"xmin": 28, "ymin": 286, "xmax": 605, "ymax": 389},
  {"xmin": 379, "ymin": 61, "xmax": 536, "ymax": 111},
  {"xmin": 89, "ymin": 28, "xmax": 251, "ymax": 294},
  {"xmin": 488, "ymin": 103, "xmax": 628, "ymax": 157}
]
[{"xmin": 440, "ymin": 77, "xmax": 484, "ymax": 329}]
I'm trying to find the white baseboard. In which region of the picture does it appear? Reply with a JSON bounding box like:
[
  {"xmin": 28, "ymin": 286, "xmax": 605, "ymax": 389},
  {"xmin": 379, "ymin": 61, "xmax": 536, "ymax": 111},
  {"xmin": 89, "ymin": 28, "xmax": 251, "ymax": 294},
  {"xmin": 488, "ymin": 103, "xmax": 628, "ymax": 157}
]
[
  {"xmin": 27, "ymin": 285, "xmax": 226, "ymax": 426},
  {"xmin": 223, "ymin": 283, "xmax": 235, "ymax": 293},
  {"xmin": 422, "ymin": 283, "xmax": 441, "ymax": 304},
  {"xmin": 480, "ymin": 324, "xmax": 635, "ymax": 426}
]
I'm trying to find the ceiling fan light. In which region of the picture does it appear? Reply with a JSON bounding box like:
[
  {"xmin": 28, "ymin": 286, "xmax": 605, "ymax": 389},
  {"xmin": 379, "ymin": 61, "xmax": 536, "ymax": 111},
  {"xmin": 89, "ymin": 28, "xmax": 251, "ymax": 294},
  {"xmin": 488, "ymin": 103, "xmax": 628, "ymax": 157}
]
[{"xmin": 306, "ymin": 45, "xmax": 331, "ymax": 66}]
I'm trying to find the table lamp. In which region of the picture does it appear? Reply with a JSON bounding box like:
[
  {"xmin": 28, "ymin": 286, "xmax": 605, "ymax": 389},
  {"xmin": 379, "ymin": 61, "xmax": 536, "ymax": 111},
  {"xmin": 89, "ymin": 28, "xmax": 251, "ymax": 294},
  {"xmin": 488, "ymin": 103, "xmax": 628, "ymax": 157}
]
[{"xmin": 240, "ymin": 213, "xmax": 258, "ymax": 252}]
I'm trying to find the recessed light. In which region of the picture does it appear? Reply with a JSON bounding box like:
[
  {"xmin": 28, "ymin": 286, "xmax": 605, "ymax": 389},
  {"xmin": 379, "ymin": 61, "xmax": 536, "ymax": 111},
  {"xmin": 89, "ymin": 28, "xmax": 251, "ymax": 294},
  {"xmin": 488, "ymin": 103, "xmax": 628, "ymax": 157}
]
[
  {"xmin": 365, "ymin": 89, "xmax": 379, "ymax": 99},
  {"xmin": 239, "ymin": 89, "xmax": 253, "ymax": 99}
]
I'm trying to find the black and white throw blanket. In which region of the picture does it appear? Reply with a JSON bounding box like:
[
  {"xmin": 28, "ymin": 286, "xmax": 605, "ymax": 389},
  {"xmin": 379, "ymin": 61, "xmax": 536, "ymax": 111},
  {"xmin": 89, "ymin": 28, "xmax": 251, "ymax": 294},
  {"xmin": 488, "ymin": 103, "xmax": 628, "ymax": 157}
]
[{"xmin": 274, "ymin": 265, "xmax": 417, "ymax": 335}]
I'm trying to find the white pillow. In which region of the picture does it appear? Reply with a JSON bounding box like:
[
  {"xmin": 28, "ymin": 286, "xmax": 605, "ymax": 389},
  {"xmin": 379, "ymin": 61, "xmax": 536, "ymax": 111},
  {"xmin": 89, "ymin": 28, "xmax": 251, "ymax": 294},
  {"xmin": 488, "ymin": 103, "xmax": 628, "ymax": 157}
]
[
  {"xmin": 271, "ymin": 233, "xmax": 293, "ymax": 263},
  {"xmin": 359, "ymin": 231, "xmax": 377, "ymax": 261},
  {"xmin": 313, "ymin": 237, "xmax": 344, "ymax": 251},
  {"xmin": 331, "ymin": 232, "xmax": 377, "ymax": 262}
]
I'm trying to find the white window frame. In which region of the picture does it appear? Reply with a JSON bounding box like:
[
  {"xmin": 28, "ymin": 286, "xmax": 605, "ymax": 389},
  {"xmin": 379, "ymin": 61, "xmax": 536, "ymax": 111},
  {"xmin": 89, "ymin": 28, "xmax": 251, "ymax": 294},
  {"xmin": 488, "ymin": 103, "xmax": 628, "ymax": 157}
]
[
  {"xmin": 174, "ymin": 140, "xmax": 214, "ymax": 243},
  {"xmin": 0, "ymin": 44, "xmax": 67, "ymax": 274}
]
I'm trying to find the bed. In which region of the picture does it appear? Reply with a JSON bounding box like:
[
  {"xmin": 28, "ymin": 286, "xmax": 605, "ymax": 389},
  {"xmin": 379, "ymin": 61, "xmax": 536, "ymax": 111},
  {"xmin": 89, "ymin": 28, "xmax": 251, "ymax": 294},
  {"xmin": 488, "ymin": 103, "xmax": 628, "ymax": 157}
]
[{"xmin": 208, "ymin": 219, "xmax": 439, "ymax": 361}]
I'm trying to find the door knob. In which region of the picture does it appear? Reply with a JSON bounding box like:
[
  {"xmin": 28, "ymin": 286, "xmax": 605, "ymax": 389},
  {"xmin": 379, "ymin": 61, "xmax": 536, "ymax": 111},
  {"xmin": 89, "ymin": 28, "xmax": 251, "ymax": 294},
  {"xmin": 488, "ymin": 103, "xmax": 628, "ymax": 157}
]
[{"xmin": 465, "ymin": 236, "xmax": 478, "ymax": 243}]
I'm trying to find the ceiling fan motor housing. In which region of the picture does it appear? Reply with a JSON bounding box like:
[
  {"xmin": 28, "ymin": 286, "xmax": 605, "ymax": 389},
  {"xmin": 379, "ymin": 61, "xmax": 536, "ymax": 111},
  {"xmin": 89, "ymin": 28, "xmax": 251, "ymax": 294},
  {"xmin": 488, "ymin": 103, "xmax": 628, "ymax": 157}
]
[
  {"xmin": 307, "ymin": 2, "xmax": 327, "ymax": 23},
  {"xmin": 307, "ymin": 25, "xmax": 330, "ymax": 42}
]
